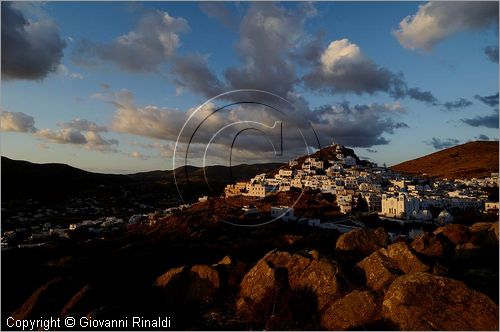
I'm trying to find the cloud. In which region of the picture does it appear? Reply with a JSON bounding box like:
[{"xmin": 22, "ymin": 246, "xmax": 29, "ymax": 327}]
[
  {"xmin": 302, "ymin": 38, "xmax": 405, "ymax": 96},
  {"xmin": 222, "ymin": 2, "xmax": 308, "ymax": 98},
  {"xmin": 406, "ymin": 87, "xmax": 438, "ymax": 104},
  {"xmin": 199, "ymin": 2, "xmax": 234, "ymax": 27},
  {"xmin": 312, "ymin": 102, "xmax": 409, "ymax": 148},
  {"xmin": 72, "ymin": 10, "xmax": 188, "ymax": 72},
  {"xmin": 35, "ymin": 116, "xmax": 118, "ymax": 151},
  {"xmin": 129, "ymin": 151, "xmax": 149, "ymax": 160},
  {"xmin": 425, "ymin": 137, "xmax": 460, "ymax": 150},
  {"xmin": 474, "ymin": 92, "xmax": 499, "ymax": 107},
  {"xmin": 1, "ymin": 111, "xmax": 37, "ymax": 133},
  {"xmin": 477, "ymin": 134, "xmax": 490, "ymax": 141},
  {"xmin": 1, "ymin": 2, "xmax": 66, "ymax": 80},
  {"xmin": 56, "ymin": 64, "xmax": 84, "ymax": 80},
  {"xmin": 102, "ymin": 86, "xmax": 408, "ymax": 162},
  {"xmin": 442, "ymin": 98, "xmax": 473, "ymax": 111},
  {"xmin": 58, "ymin": 118, "xmax": 108, "ymax": 132},
  {"xmin": 36, "ymin": 128, "xmax": 87, "ymax": 145},
  {"xmin": 169, "ymin": 3, "xmax": 436, "ymax": 106},
  {"xmin": 170, "ymin": 53, "xmax": 226, "ymax": 97},
  {"xmin": 484, "ymin": 46, "xmax": 499, "ymax": 63},
  {"xmin": 394, "ymin": 2, "xmax": 499, "ymax": 51},
  {"xmin": 301, "ymin": 38, "xmax": 437, "ymax": 102},
  {"xmin": 461, "ymin": 111, "xmax": 499, "ymax": 128}
]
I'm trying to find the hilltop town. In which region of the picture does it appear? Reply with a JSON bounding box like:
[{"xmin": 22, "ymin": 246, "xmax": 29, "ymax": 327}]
[{"xmin": 223, "ymin": 142, "xmax": 499, "ymax": 226}]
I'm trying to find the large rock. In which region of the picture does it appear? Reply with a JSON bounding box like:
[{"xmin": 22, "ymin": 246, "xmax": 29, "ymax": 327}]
[
  {"xmin": 384, "ymin": 242, "xmax": 429, "ymax": 274},
  {"xmin": 11, "ymin": 277, "xmax": 81, "ymax": 320},
  {"xmin": 411, "ymin": 232, "xmax": 447, "ymax": 258},
  {"xmin": 321, "ymin": 290, "xmax": 381, "ymax": 330},
  {"xmin": 336, "ymin": 228, "xmax": 389, "ymax": 260},
  {"xmin": 154, "ymin": 264, "xmax": 219, "ymax": 309},
  {"xmin": 382, "ymin": 272, "xmax": 499, "ymax": 330},
  {"xmin": 356, "ymin": 250, "xmax": 401, "ymax": 290},
  {"xmin": 469, "ymin": 222, "xmax": 493, "ymax": 234},
  {"xmin": 236, "ymin": 250, "xmax": 349, "ymax": 322},
  {"xmin": 454, "ymin": 242, "xmax": 482, "ymax": 262},
  {"xmin": 487, "ymin": 222, "xmax": 499, "ymax": 247},
  {"xmin": 434, "ymin": 224, "xmax": 470, "ymax": 245}
]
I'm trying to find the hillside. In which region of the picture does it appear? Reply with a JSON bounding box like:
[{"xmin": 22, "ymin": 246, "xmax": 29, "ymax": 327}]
[
  {"xmin": 391, "ymin": 141, "xmax": 499, "ymax": 179},
  {"xmin": 1, "ymin": 156, "xmax": 282, "ymax": 202}
]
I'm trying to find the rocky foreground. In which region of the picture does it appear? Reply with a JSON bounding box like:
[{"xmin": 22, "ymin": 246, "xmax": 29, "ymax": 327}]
[{"xmin": 4, "ymin": 220, "xmax": 499, "ymax": 330}]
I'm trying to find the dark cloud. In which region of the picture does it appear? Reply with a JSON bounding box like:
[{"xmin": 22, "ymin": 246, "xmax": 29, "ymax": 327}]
[
  {"xmin": 0, "ymin": 111, "xmax": 37, "ymax": 132},
  {"xmin": 300, "ymin": 38, "xmax": 438, "ymax": 103},
  {"xmin": 406, "ymin": 88, "xmax": 438, "ymax": 104},
  {"xmin": 311, "ymin": 102, "xmax": 409, "ymax": 148},
  {"xmin": 425, "ymin": 137, "xmax": 460, "ymax": 150},
  {"xmin": 461, "ymin": 111, "xmax": 499, "ymax": 128},
  {"xmin": 474, "ymin": 92, "xmax": 499, "ymax": 107},
  {"xmin": 484, "ymin": 46, "xmax": 499, "ymax": 63},
  {"xmin": 222, "ymin": 2, "xmax": 308, "ymax": 98},
  {"xmin": 170, "ymin": 53, "xmax": 226, "ymax": 97},
  {"xmin": 72, "ymin": 10, "xmax": 188, "ymax": 72},
  {"xmin": 477, "ymin": 134, "xmax": 490, "ymax": 141},
  {"xmin": 1, "ymin": 2, "xmax": 66, "ymax": 80},
  {"xmin": 199, "ymin": 2, "xmax": 235, "ymax": 27},
  {"xmin": 442, "ymin": 98, "xmax": 473, "ymax": 111},
  {"xmin": 302, "ymin": 38, "xmax": 406, "ymax": 96}
]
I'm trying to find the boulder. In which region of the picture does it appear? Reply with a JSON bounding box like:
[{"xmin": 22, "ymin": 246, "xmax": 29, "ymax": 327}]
[
  {"xmin": 321, "ymin": 290, "xmax": 381, "ymax": 330},
  {"xmin": 155, "ymin": 264, "xmax": 219, "ymax": 309},
  {"xmin": 236, "ymin": 250, "xmax": 349, "ymax": 322},
  {"xmin": 454, "ymin": 242, "xmax": 482, "ymax": 262},
  {"xmin": 434, "ymin": 224, "xmax": 470, "ymax": 245},
  {"xmin": 11, "ymin": 277, "xmax": 81, "ymax": 320},
  {"xmin": 60, "ymin": 284, "xmax": 91, "ymax": 317},
  {"xmin": 356, "ymin": 250, "xmax": 401, "ymax": 290},
  {"xmin": 236, "ymin": 258, "xmax": 286, "ymax": 322},
  {"xmin": 469, "ymin": 222, "xmax": 493, "ymax": 234},
  {"xmin": 382, "ymin": 272, "xmax": 499, "ymax": 330},
  {"xmin": 411, "ymin": 232, "xmax": 447, "ymax": 258},
  {"xmin": 384, "ymin": 242, "xmax": 429, "ymax": 273},
  {"xmin": 486, "ymin": 222, "xmax": 499, "ymax": 247},
  {"xmin": 336, "ymin": 228, "xmax": 389, "ymax": 260}
]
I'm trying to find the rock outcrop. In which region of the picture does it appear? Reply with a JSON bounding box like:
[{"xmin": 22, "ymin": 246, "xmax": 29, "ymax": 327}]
[
  {"xmin": 356, "ymin": 250, "xmax": 401, "ymax": 290},
  {"xmin": 336, "ymin": 227, "xmax": 389, "ymax": 260},
  {"xmin": 357, "ymin": 241, "xmax": 428, "ymax": 290},
  {"xmin": 321, "ymin": 290, "xmax": 381, "ymax": 330},
  {"xmin": 382, "ymin": 272, "xmax": 499, "ymax": 330},
  {"xmin": 434, "ymin": 224, "xmax": 470, "ymax": 245},
  {"xmin": 411, "ymin": 232, "xmax": 447, "ymax": 258},
  {"xmin": 384, "ymin": 242, "xmax": 429, "ymax": 274},
  {"xmin": 236, "ymin": 250, "xmax": 349, "ymax": 324},
  {"xmin": 155, "ymin": 264, "xmax": 219, "ymax": 309}
]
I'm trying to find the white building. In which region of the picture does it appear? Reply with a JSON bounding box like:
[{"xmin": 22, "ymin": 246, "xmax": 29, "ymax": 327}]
[{"xmin": 381, "ymin": 193, "xmax": 420, "ymax": 219}]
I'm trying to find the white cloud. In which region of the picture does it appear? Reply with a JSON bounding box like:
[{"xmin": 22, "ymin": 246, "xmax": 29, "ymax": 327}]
[
  {"xmin": 320, "ymin": 39, "xmax": 363, "ymax": 73},
  {"xmin": 1, "ymin": 111, "xmax": 37, "ymax": 132},
  {"xmin": 394, "ymin": 2, "xmax": 498, "ymax": 51}
]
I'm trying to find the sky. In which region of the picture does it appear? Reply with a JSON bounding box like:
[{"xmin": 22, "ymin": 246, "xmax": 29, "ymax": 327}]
[{"xmin": 1, "ymin": 1, "xmax": 499, "ymax": 173}]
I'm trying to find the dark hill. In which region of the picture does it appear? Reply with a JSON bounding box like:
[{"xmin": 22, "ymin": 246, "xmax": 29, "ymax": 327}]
[
  {"xmin": 1, "ymin": 157, "xmax": 283, "ymax": 202},
  {"xmin": 391, "ymin": 141, "xmax": 499, "ymax": 179}
]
